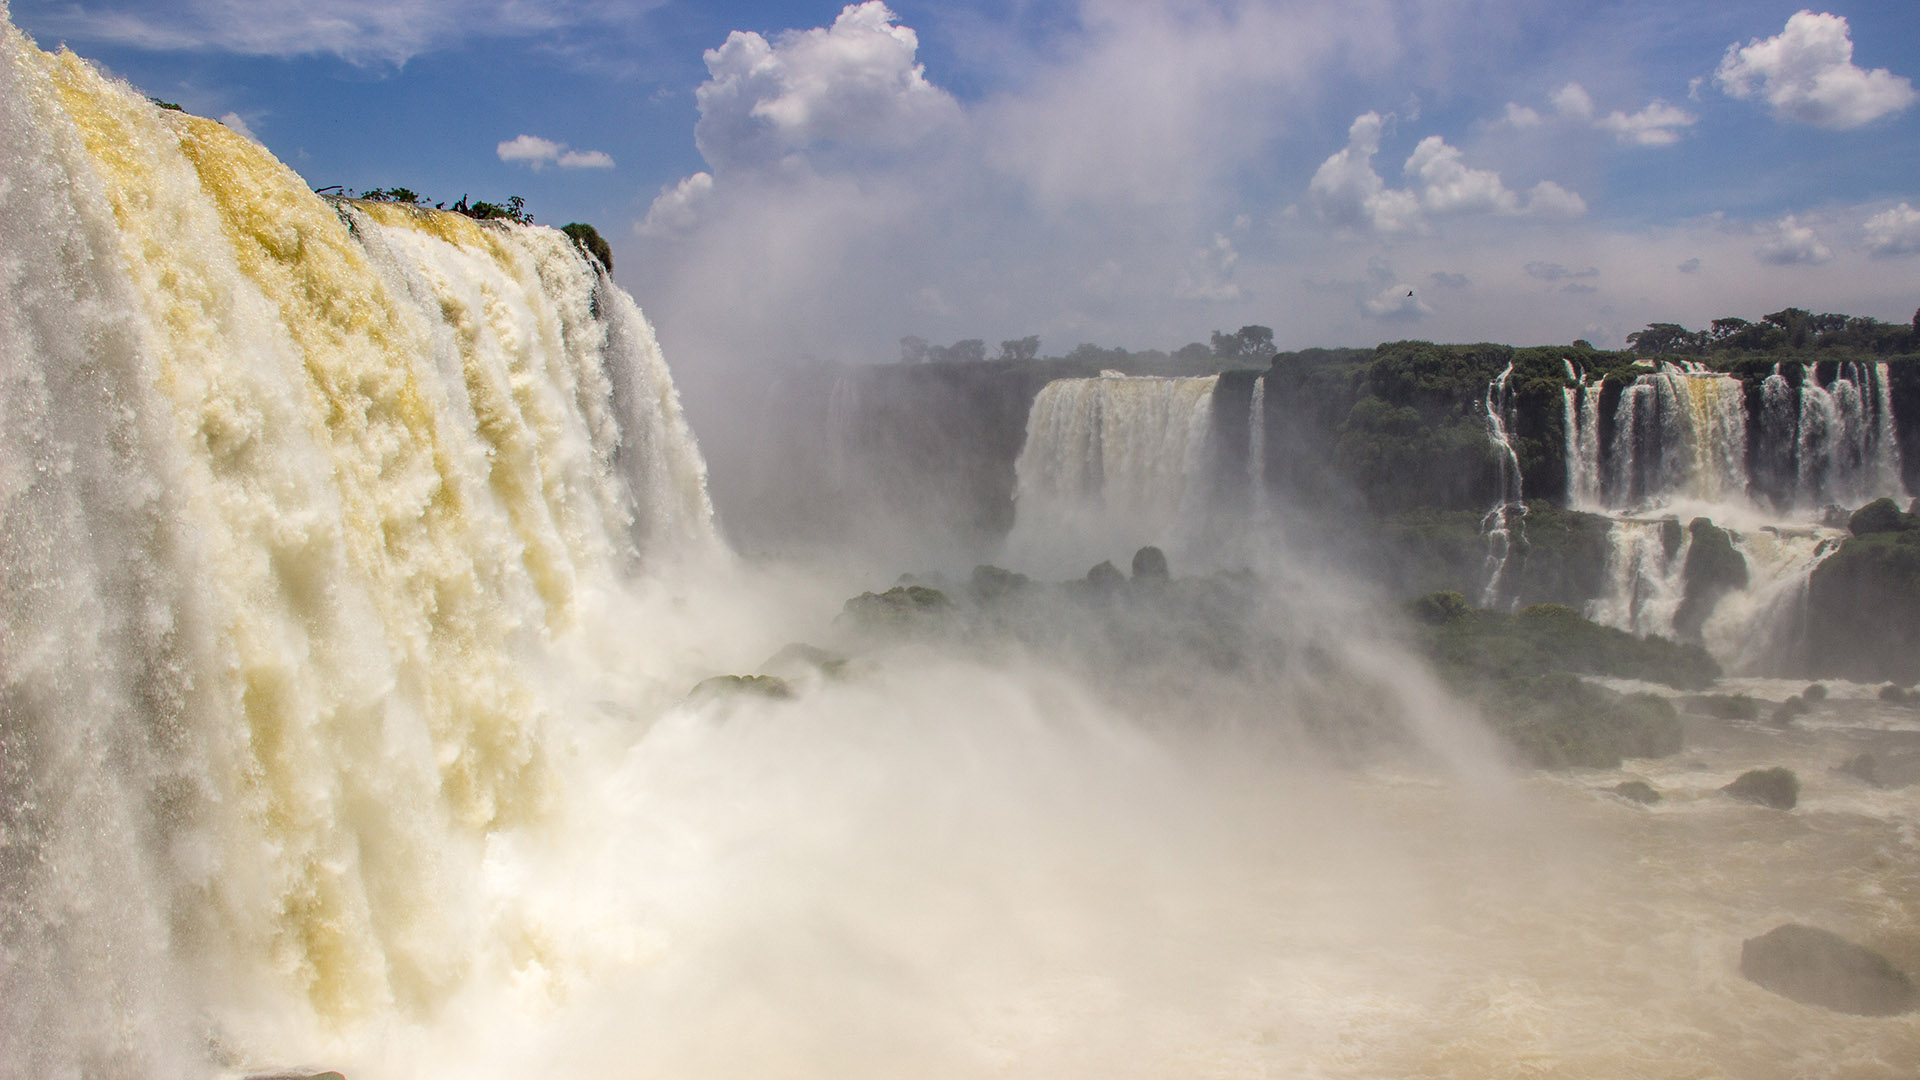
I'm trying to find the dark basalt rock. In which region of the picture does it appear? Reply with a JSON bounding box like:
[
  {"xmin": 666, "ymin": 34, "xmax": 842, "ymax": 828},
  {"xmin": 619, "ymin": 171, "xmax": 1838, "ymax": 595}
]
[
  {"xmin": 1723, "ymin": 766, "xmax": 1799, "ymax": 809},
  {"xmin": 1130, "ymin": 545, "xmax": 1170, "ymax": 581},
  {"xmin": 1740, "ymin": 923, "xmax": 1916, "ymax": 1015},
  {"xmin": 1613, "ymin": 780, "xmax": 1661, "ymax": 804},
  {"xmin": 1769, "ymin": 697, "xmax": 1809, "ymax": 726},
  {"xmin": 1848, "ymin": 497, "xmax": 1917, "ymax": 537},
  {"xmin": 842, "ymin": 584, "xmax": 953, "ymax": 626},
  {"xmin": 1085, "ymin": 560, "xmax": 1126, "ymax": 591},
  {"xmin": 1674, "ymin": 518, "xmax": 1748, "ymax": 641}
]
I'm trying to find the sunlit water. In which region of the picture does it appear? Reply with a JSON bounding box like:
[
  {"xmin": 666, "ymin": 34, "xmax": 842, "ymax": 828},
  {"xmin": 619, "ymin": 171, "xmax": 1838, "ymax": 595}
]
[{"xmin": 3, "ymin": 16, "xmax": 1918, "ymax": 1080}]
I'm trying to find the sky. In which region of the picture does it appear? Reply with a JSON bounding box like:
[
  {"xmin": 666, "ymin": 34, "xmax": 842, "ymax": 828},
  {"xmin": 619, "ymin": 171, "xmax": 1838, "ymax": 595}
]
[{"xmin": 10, "ymin": 0, "xmax": 1920, "ymax": 378}]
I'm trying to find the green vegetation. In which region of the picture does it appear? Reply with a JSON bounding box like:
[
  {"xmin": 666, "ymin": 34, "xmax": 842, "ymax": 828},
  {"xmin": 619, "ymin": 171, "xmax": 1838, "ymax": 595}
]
[
  {"xmin": 147, "ymin": 97, "xmax": 184, "ymax": 112},
  {"xmin": 1406, "ymin": 593, "xmax": 1712, "ymax": 768},
  {"xmin": 561, "ymin": 222, "xmax": 613, "ymax": 272},
  {"xmin": 1627, "ymin": 307, "xmax": 1918, "ymax": 358}
]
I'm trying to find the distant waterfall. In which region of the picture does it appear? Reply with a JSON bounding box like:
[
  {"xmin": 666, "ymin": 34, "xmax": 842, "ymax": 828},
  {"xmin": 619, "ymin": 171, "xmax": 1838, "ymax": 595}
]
[
  {"xmin": 1562, "ymin": 359, "xmax": 1904, "ymax": 670},
  {"xmin": 1247, "ymin": 377, "xmax": 1268, "ymax": 519},
  {"xmin": 1478, "ymin": 364, "xmax": 1526, "ymax": 609},
  {"xmin": 1562, "ymin": 360, "xmax": 1907, "ymax": 514},
  {"xmin": 1007, "ymin": 372, "xmax": 1219, "ymax": 569},
  {"xmin": 1, "ymin": 24, "xmax": 717, "ymax": 1078}
]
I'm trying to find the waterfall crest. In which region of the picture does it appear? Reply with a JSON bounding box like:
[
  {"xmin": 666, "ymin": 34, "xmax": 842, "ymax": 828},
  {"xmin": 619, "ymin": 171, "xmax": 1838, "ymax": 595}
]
[
  {"xmin": 1, "ymin": 23, "xmax": 717, "ymax": 1076},
  {"xmin": 1006, "ymin": 372, "xmax": 1219, "ymax": 570}
]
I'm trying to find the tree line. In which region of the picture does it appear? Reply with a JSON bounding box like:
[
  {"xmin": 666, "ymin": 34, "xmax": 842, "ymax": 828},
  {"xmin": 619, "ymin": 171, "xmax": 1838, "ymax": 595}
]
[
  {"xmin": 1626, "ymin": 307, "xmax": 1920, "ymax": 357},
  {"xmin": 898, "ymin": 325, "xmax": 1280, "ymax": 370}
]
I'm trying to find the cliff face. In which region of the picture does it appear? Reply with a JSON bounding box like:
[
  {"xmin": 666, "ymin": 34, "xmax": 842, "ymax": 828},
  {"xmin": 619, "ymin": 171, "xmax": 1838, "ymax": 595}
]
[{"xmin": 1807, "ymin": 501, "xmax": 1920, "ymax": 684}]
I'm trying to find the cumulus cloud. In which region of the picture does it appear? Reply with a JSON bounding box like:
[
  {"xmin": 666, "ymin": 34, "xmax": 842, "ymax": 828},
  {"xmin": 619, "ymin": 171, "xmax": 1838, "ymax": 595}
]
[
  {"xmin": 1502, "ymin": 82, "xmax": 1695, "ymax": 146},
  {"xmin": 692, "ymin": 1, "xmax": 959, "ymax": 172},
  {"xmin": 1174, "ymin": 234, "xmax": 1246, "ymax": 302},
  {"xmin": 1757, "ymin": 215, "xmax": 1833, "ymax": 265},
  {"xmin": 1715, "ymin": 10, "xmax": 1916, "ymax": 128},
  {"xmin": 1862, "ymin": 203, "xmax": 1920, "ymax": 257},
  {"xmin": 497, "ymin": 134, "xmax": 614, "ymax": 171},
  {"xmin": 1309, "ymin": 114, "xmax": 1584, "ymax": 233},
  {"xmin": 1306, "ymin": 113, "xmax": 1422, "ymax": 233},
  {"xmin": 638, "ymin": 172, "xmax": 716, "ymax": 237},
  {"xmin": 26, "ymin": 0, "xmax": 655, "ymax": 65}
]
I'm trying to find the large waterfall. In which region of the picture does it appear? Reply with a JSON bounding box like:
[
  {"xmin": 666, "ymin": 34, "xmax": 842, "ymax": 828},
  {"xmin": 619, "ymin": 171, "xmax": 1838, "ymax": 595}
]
[
  {"xmin": 1560, "ymin": 360, "xmax": 1906, "ymax": 670},
  {"xmin": 2, "ymin": 23, "xmax": 716, "ymax": 1077},
  {"xmin": 1004, "ymin": 372, "xmax": 1219, "ymax": 571}
]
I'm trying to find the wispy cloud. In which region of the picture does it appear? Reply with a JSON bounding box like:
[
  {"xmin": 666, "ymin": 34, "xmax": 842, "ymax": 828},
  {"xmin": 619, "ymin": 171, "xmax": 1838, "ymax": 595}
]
[
  {"xmin": 1715, "ymin": 10, "xmax": 1916, "ymax": 129},
  {"xmin": 1502, "ymin": 82, "xmax": 1696, "ymax": 146},
  {"xmin": 30, "ymin": 0, "xmax": 661, "ymax": 66}
]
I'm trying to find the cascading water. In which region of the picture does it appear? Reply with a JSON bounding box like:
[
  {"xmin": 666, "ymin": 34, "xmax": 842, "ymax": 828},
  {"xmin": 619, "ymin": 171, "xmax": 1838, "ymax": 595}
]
[
  {"xmin": 1005, "ymin": 372, "xmax": 1219, "ymax": 571},
  {"xmin": 1, "ymin": 24, "xmax": 717, "ymax": 1077},
  {"xmin": 1478, "ymin": 364, "xmax": 1526, "ymax": 609},
  {"xmin": 1246, "ymin": 376, "xmax": 1268, "ymax": 521},
  {"xmin": 1563, "ymin": 359, "xmax": 1906, "ymax": 671}
]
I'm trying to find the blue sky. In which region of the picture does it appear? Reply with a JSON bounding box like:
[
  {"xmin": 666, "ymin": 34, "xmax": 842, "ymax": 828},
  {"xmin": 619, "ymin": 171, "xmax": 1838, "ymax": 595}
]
[{"xmin": 10, "ymin": 0, "xmax": 1920, "ymax": 377}]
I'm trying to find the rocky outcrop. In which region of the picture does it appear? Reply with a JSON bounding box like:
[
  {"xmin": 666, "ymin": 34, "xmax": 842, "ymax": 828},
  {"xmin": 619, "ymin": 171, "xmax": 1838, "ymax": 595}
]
[
  {"xmin": 1674, "ymin": 518, "xmax": 1749, "ymax": 641},
  {"xmin": 1723, "ymin": 767, "xmax": 1799, "ymax": 809},
  {"xmin": 1806, "ymin": 509, "xmax": 1920, "ymax": 684},
  {"xmin": 1740, "ymin": 924, "xmax": 1916, "ymax": 1015},
  {"xmin": 1130, "ymin": 545, "xmax": 1170, "ymax": 581},
  {"xmin": 1613, "ymin": 780, "xmax": 1661, "ymax": 804}
]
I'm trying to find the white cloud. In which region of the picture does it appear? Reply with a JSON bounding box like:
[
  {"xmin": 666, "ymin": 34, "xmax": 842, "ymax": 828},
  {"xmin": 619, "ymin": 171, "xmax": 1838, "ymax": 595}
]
[
  {"xmin": 1405, "ymin": 136, "xmax": 1521, "ymax": 215},
  {"xmin": 1715, "ymin": 10, "xmax": 1916, "ymax": 129},
  {"xmin": 1307, "ymin": 112, "xmax": 1422, "ymax": 234},
  {"xmin": 639, "ymin": 172, "xmax": 715, "ymax": 237},
  {"xmin": 1757, "ymin": 215, "xmax": 1833, "ymax": 265},
  {"xmin": 557, "ymin": 149, "xmax": 615, "ymax": 169},
  {"xmin": 1174, "ymin": 234, "xmax": 1245, "ymax": 302},
  {"xmin": 1594, "ymin": 100, "xmax": 1696, "ymax": 146},
  {"xmin": 1505, "ymin": 82, "xmax": 1695, "ymax": 146},
  {"xmin": 1309, "ymin": 116, "xmax": 1585, "ymax": 234},
  {"xmin": 217, "ymin": 111, "xmax": 258, "ymax": 141},
  {"xmin": 1502, "ymin": 102, "xmax": 1543, "ymax": 128},
  {"xmin": 498, "ymin": 134, "xmax": 613, "ymax": 171},
  {"xmin": 497, "ymin": 134, "xmax": 564, "ymax": 167},
  {"xmin": 693, "ymin": 1, "xmax": 959, "ymax": 172},
  {"xmin": 27, "ymin": 0, "xmax": 656, "ymax": 66},
  {"xmin": 1863, "ymin": 203, "xmax": 1920, "ymax": 257},
  {"xmin": 1550, "ymin": 83, "xmax": 1595, "ymax": 121}
]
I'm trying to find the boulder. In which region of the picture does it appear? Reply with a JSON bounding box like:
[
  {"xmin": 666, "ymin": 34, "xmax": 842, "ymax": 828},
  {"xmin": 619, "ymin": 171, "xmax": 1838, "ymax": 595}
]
[
  {"xmin": 1739, "ymin": 923, "xmax": 1916, "ymax": 1015},
  {"xmin": 1848, "ymin": 497, "xmax": 1917, "ymax": 537},
  {"xmin": 1674, "ymin": 518, "xmax": 1749, "ymax": 641},
  {"xmin": 1839, "ymin": 751, "xmax": 1920, "ymax": 789},
  {"xmin": 968, "ymin": 563, "xmax": 1031, "ymax": 601},
  {"xmin": 1802, "ymin": 682, "xmax": 1827, "ymax": 702},
  {"xmin": 1805, "ymin": 526, "xmax": 1920, "ymax": 684},
  {"xmin": 1769, "ymin": 697, "xmax": 1809, "ymax": 726},
  {"xmin": 1130, "ymin": 545, "xmax": 1170, "ymax": 581},
  {"xmin": 1613, "ymin": 780, "xmax": 1661, "ymax": 804},
  {"xmin": 1879, "ymin": 684, "xmax": 1912, "ymax": 703},
  {"xmin": 1085, "ymin": 560, "xmax": 1126, "ymax": 590},
  {"xmin": 1723, "ymin": 766, "xmax": 1799, "ymax": 809}
]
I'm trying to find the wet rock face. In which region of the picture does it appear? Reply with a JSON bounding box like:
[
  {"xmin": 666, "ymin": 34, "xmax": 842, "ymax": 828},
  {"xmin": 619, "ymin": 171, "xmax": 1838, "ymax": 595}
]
[{"xmin": 1740, "ymin": 924, "xmax": 1917, "ymax": 1016}]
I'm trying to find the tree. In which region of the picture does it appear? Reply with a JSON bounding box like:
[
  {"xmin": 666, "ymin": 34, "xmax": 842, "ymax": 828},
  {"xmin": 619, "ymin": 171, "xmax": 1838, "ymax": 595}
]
[
  {"xmin": 561, "ymin": 223, "xmax": 613, "ymax": 272},
  {"xmin": 1210, "ymin": 325, "xmax": 1275, "ymax": 365},
  {"xmin": 899, "ymin": 336, "xmax": 930, "ymax": 364},
  {"xmin": 933, "ymin": 338, "xmax": 986, "ymax": 364},
  {"xmin": 1173, "ymin": 342, "xmax": 1212, "ymax": 368},
  {"xmin": 998, "ymin": 335, "xmax": 1040, "ymax": 363},
  {"xmin": 1625, "ymin": 322, "xmax": 1701, "ymax": 355}
]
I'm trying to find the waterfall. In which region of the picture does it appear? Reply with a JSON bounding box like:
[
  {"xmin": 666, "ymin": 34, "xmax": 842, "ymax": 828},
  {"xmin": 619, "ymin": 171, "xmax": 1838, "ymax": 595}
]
[
  {"xmin": 1587, "ymin": 518, "xmax": 1689, "ymax": 637},
  {"xmin": 1602, "ymin": 366, "xmax": 1748, "ymax": 509},
  {"xmin": 1797, "ymin": 362, "xmax": 1906, "ymax": 508},
  {"xmin": 1478, "ymin": 364, "xmax": 1526, "ymax": 609},
  {"xmin": 1006, "ymin": 372, "xmax": 1219, "ymax": 570},
  {"xmin": 1247, "ymin": 376, "xmax": 1268, "ymax": 519},
  {"xmin": 1562, "ymin": 362, "xmax": 1602, "ymax": 511},
  {"xmin": 1, "ymin": 24, "xmax": 717, "ymax": 1078}
]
